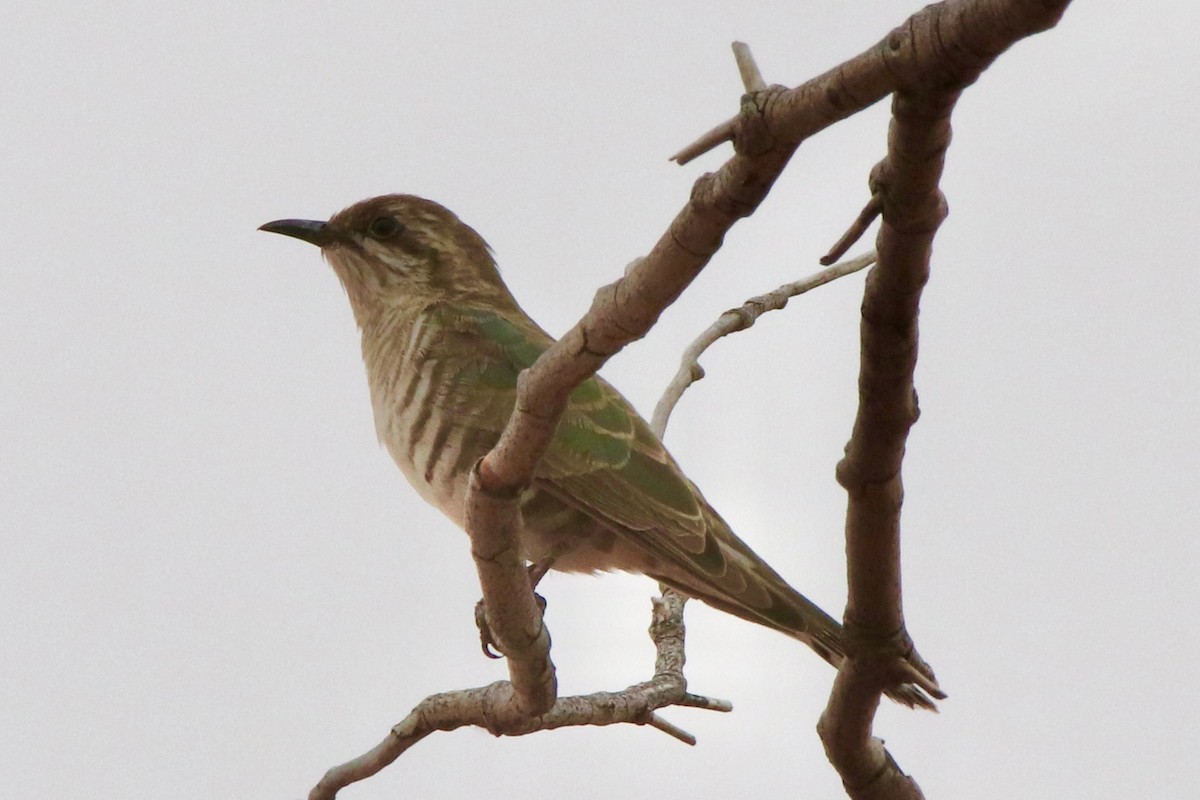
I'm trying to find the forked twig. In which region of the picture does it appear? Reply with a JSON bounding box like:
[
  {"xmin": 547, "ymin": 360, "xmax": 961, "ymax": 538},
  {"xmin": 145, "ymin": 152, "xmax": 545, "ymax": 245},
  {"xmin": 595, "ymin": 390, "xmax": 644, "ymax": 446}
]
[
  {"xmin": 307, "ymin": 583, "xmax": 728, "ymax": 800},
  {"xmin": 671, "ymin": 41, "xmax": 766, "ymax": 164}
]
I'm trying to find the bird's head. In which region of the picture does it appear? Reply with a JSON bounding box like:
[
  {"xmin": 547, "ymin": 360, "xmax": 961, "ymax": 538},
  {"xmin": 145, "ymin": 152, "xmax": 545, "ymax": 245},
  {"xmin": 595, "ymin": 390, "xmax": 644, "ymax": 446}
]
[{"xmin": 260, "ymin": 194, "xmax": 516, "ymax": 323}]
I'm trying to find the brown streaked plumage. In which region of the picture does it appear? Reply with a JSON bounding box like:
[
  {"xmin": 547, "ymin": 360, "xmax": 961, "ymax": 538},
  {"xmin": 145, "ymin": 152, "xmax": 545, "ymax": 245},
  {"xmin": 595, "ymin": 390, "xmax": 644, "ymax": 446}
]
[{"xmin": 260, "ymin": 193, "xmax": 938, "ymax": 708}]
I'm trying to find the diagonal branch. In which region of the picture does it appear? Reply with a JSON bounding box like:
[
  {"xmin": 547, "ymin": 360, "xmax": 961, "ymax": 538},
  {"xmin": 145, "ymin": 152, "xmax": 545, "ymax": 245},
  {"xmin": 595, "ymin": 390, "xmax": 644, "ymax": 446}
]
[
  {"xmin": 478, "ymin": 0, "xmax": 1074, "ymax": 507},
  {"xmin": 467, "ymin": 48, "xmax": 810, "ymax": 719},
  {"xmin": 466, "ymin": 0, "xmax": 1072, "ymax": 730}
]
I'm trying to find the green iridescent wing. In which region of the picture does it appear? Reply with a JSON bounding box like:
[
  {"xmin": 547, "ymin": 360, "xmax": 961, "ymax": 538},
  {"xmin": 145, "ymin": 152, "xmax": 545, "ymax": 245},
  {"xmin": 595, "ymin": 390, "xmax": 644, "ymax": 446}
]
[
  {"xmin": 435, "ymin": 304, "xmax": 843, "ymax": 652},
  {"xmin": 445, "ymin": 304, "xmax": 709, "ymax": 540},
  {"xmin": 546, "ymin": 377, "xmax": 846, "ymax": 649}
]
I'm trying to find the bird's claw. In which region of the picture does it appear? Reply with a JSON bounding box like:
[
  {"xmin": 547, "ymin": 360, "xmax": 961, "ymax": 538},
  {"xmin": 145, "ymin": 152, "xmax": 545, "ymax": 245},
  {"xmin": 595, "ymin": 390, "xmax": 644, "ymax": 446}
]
[
  {"xmin": 883, "ymin": 639, "xmax": 945, "ymax": 710},
  {"xmin": 475, "ymin": 600, "xmax": 504, "ymax": 659},
  {"xmin": 474, "ymin": 593, "xmax": 547, "ymax": 660}
]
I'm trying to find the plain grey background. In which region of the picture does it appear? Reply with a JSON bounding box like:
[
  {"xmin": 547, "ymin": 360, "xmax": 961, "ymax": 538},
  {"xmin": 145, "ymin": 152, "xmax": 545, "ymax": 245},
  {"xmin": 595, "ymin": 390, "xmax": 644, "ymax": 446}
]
[{"xmin": 4, "ymin": 2, "xmax": 1197, "ymax": 797}]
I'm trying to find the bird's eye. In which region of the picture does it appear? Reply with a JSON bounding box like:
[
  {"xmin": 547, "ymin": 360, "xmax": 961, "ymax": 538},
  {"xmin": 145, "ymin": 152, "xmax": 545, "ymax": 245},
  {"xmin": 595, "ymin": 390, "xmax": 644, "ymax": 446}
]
[{"xmin": 367, "ymin": 215, "xmax": 403, "ymax": 239}]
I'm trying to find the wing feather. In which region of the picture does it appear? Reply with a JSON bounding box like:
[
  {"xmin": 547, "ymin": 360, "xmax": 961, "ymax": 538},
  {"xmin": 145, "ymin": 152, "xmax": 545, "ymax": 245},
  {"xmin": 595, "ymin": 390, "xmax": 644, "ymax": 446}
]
[{"xmin": 435, "ymin": 305, "xmax": 838, "ymax": 645}]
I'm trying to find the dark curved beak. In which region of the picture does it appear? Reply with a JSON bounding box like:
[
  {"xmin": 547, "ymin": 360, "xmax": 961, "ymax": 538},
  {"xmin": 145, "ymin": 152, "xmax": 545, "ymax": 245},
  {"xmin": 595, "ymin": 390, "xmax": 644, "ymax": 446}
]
[{"xmin": 258, "ymin": 218, "xmax": 331, "ymax": 247}]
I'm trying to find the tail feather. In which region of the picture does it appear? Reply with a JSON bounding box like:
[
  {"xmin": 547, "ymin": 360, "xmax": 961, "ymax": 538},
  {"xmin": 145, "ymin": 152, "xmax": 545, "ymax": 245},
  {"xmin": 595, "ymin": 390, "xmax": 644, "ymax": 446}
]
[{"xmin": 651, "ymin": 572, "xmax": 940, "ymax": 710}]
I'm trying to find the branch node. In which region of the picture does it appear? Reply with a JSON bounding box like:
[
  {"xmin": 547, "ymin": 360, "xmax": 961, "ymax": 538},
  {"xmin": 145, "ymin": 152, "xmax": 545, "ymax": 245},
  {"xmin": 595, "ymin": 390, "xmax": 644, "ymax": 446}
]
[{"xmin": 668, "ymin": 42, "xmax": 767, "ymax": 164}]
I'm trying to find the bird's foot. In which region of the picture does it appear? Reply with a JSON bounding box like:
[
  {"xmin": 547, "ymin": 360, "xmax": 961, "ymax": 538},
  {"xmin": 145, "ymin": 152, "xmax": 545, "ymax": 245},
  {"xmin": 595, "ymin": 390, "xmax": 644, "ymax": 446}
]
[
  {"xmin": 886, "ymin": 641, "xmax": 946, "ymax": 710},
  {"xmin": 474, "ymin": 557, "xmax": 555, "ymax": 659},
  {"xmin": 892, "ymin": 642, "xmax": 945, "ymax": 705},
  {"xmin": 475, "ymin": 591, "xmax": 548, "ymax": 659},
  {"xmin": 844, "ymin": 620, "xmax": 946, "ymax": 710}
]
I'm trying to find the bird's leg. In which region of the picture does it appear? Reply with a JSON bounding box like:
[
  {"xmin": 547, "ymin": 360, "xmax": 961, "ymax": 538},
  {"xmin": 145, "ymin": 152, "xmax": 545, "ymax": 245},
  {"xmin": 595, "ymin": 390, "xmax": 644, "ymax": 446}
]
[
  {"xmin": 475, "ymin": 551, "xmax": 561, "ymax": 659},
  {"xmin": 525, "ymin": 552, "xmax": 558, "ymax": 589}
]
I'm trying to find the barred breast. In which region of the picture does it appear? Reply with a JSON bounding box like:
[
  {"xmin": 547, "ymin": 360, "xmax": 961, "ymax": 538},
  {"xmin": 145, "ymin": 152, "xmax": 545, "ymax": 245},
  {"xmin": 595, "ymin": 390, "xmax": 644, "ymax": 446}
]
[{"xmin": 362, "ymin": 308, "xmax": 491, "ymax": 526}]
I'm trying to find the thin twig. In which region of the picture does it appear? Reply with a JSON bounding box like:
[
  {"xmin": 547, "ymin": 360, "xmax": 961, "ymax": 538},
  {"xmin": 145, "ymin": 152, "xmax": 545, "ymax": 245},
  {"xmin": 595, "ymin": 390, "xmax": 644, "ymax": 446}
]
[{"xmin": 652, "ymin": 252, "xmax": 876, "ymax": 436}]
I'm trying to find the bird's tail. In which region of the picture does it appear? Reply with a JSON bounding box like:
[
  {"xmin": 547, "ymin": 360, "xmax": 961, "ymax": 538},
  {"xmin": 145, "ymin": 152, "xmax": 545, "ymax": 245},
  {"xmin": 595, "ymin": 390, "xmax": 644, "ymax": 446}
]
[
  {"xmin": 648, "ymin": 499, "xmax": 942, "ymax": 709},
  {"xmin": 654, "ymin": 572, "xmax": 940, "ymax": 710},
  {"xmin": 767, "ymin": 585, "xmax": 942, "ymax": 711}
]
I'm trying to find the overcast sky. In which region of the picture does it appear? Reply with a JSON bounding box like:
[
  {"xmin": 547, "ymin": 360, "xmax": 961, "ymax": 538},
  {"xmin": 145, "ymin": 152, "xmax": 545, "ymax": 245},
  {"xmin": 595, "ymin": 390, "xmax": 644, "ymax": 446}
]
[{"xmin": 4, "ymin": 2, "xmax": 1198, "ymax": 798}]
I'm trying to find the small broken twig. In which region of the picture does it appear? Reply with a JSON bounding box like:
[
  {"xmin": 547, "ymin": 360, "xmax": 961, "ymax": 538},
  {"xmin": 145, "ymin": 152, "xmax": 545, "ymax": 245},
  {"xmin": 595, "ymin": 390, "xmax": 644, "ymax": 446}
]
[
  {"xmin": 821, "ymin": 194, "xmax": 883, "ymax": 265},
  {"xmin": 732, "ymin": 41, "xmax": 766, "ymax": 92}
]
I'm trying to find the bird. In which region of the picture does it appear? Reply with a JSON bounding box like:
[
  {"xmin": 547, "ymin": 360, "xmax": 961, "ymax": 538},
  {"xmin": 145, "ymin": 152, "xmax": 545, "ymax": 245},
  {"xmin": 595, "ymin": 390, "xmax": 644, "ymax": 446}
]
[{"xmin": 260, "ymin": 193, "xmax": 938, "ymax": 708}]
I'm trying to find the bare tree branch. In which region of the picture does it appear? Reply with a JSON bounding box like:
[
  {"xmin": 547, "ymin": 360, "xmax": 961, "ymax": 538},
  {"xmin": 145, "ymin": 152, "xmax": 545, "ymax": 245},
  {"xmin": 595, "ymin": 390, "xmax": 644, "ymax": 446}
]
[
  {"xmin": 481, "ymin": 0, "xmax": 1073, "ymax": 508},
  {"xmin": 309, "ymin": 2, "xmax": 1076, "ymax": 796},
  {"xmin": 652, "ymin": 251, "xmax": 876, "ymax": 436},
  {"xmin": 818, "ymin": 1, "xmax": 1074, "ymax": 796},
  {"xmin": 477, "ymin": 0, "xmax": 1027, "ymax": 505},
  {"xmin": 308, "ymin": 591, "xmax": 729, "ymax": 800}
]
